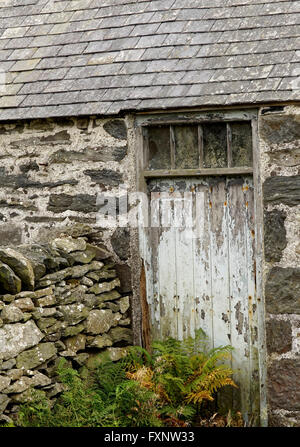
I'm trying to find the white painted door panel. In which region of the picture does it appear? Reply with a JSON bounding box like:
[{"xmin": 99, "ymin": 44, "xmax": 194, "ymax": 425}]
[{"xmin": 139, "ymin": 176, "xmax": 259, "ymax": 422}]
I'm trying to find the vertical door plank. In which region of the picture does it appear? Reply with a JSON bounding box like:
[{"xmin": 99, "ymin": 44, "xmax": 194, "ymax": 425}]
[
  {"xmin": 209, "ymin": 178, "xmax": 231, "ymax": 348},
  {"xmin": 244, "ymin": 177, "xmax": 260, "ymax": 424},
  {"xmin": 158, "ymin": 179, "xmax": 178, "ymax": 339},
  {"xmin": 193, "ymin": 178, "xmax": 214, "ymax": 350},
  {"xmin": 174, "ymin": 178, "xmax": 195, "ymax": 340},
  {"xmin": 227, "ymin": 177, "xmax": 251, "ymax": 420},
  {"xmin": 208, "ymin": 178, "xmax": 232, "ymax": 412},
  {"xmin": 148, "ymin": 180, "xmax": 161, "ymax": 340}
]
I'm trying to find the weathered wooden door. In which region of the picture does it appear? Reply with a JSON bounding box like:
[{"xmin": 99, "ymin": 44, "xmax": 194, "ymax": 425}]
[{"xmin": 138, "ymin": 117, "xmax": 260, "ymax": 423}]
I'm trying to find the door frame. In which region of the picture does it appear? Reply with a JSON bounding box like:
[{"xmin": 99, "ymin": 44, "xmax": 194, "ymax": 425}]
[{"xmin": 134, "ymin": 108, "xmax": 267, "ymax": 426}]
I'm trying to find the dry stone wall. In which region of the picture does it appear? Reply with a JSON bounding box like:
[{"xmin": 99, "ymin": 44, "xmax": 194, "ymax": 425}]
[
  {"xmin": 259, "ymin": 105, "xmax": 300, "ymax": 427},
  {"xmin": 0, "ymin": 235, "xmax": 133, "ymax": 424}
]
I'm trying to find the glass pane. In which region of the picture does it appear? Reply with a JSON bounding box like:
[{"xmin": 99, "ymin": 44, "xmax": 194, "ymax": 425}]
[
  {"xmin": 203, "ymin": 123, "xmax": 227, "ymax": 168},
  {"xmin": 231, "ymin": 122, "xmax": 253, "ymax": 167},
  {"xmin": 148, "ymin": 126, "xmax": 171, "ymax": 170},
  {"xmin": 174, "ymin": 125, "xmax": 199, "ymax": 169}
]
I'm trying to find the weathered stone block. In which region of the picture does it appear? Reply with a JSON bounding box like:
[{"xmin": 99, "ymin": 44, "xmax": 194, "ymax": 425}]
[
  {"xmin": 268, "ymin": 147, "xmax": 300, "ymax": 168},
  {"xmin": 98, "ymin": 290, "xmax": 121, "ymax": 303},
  {"xmin": 19, "ymin": 161, "xmax": 39, "ymax": 173},
  {"xmin": 0, "ymin": 261, "xmax": 22, "ymax": 294},
  {"xmin": 88, "ymin": 334, "xmax": 113, "ymax": 349},
  {"xmin": 31, "ymin": 371, "xmax": 51, "ymax": 388},
  {"xmin": 47, "ymin": 194, "xmax": 97, "ymax": 213},
  {"xmin": 108, "ymin": 327, "xmax": 133, "ymax": 344},
  {"xmin": 11, "ymin": 388, "xmax": 46, "ymax": 404},
  {"xmin": 33, "ymin": 307, "xmax": 57, "ymax": 320},
  {"xmin": 268, "ymin": 359, "xmax": 300, "ymax": 410},
  {"xmin": 263, "ymin": 175, "xmax": 300, "ymax": 207},
  {"xmin": 85, "ymin": 309, "xmax": 121, "ymax": 335},
  {"xmin": 260, "ymin": 114, "xmax": 300, "ymax": 145},
  {"xmin": 50, "ymin": 236, "xmax": 87, "ymax": 254},
  {"xmin": 0, "ymin": 248, "xmax": 35, "ymax": 290},
  {"xmin": 36, "ymin": 318, "xmax": 56, "ymax": 332},
  {"xmin": 62, "ymin": 323, "xmax": 85, "ymax": 338},
  {"xmin": 0, "ymin": 225, "xmax": 22, "ymax": 247},
  {"xmin": 103, "ymin": 119, "xmax": 127, "ymax": 140},
  {"xmin": 36, "ymin": 295, "xmax": 56, "ymax": 307},
  {"xmin": 14, "ymin": 245, "xmax": 48, "ymax": 280},
  {"xmin": 1, "ymin": 359, "xmax": 16, "ymax": 370},
  {"xmin": 265, "ymin": 267, "xmax": 300, "ymax": 314},
  {"xmin": 107, "ymin": 347, "xmax": 129, "ymax": 362},
  {"xmin": 86, "ymin": 244, "xmax": 111, "ymax": 261},
  {"xmin": 16, "ymin": 342, "xmax": 57, "ymax": 370},
  {"xmin": 111, "ymin": 228, "xmax": 130, "ymax": 260},
  {"xmin": 49, "ymin": 146, "xmax": 127, "ymax": 164},
  {"xmin": 84, "ymin": 168, "xmax": 123, "ymax": 186},
  {"xmin": 0, "ymin": 394, "xmax": 10, "ymax": 413},
  {"xmin": 87, "ymin": 269, "xmax": 116, "ymax": 281},
  {"xmin": 0, "ymin": 376, "xmax": 11, "ymax": 392},
  {"xmin": 89, "ymin": 278, "xmax": 120, "ymax": 295},
  {"xmin": 3, "ymin": 376, "xmax": 32, "ymax": 394},
  {"xmin": 119, "ymin": 296, "xmax": 130, "ymax": 314},
  {"xmin": 1, "ymin": 305, "xmax": 24, "ymax": 323},
  {"xmin": 14, "ymin": 298, "xmax": 35, "ymax": 312},
  {"xmin": 264, "ymin": 209, "xmax": 287, "ymax": 262},
  {"xmin": 58, "ymin": 304, "xmax": 89, "ymax": 325},
  {"xmin": 115, "ymin": 264, "xmax": 132, "ymax": 293},
  {"xmin": 6, "ymin": 369, "xmax": 23, "ymax": 381},
  {"xmin": 0, "ymin": 320, "xmax": 43, "ymax": 361},
  {"xmin": 70, "ymin": 247, "xmax": 96, "ymax": 264},
  {"xmin": 65, "ymin": 334, "xmax": 86, "ymax": 353},
  {"xmin": 266, "ymin": 319, "xmax": 292, "ymax": 354}
]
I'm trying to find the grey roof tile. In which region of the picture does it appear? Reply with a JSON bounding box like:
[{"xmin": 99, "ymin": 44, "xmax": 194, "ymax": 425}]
[
  {"xmin": 141, "ymin": 46, "xmax": 173, "ymax": 60},
  {"xmin": 18, "ymin": 81, "xmax": 49, "ymax": 95},
  {"xmin": 33, "ymin": 45, "xmax": 62, "ymax": 58},
  {"xmin": 183, "ymin": 20, "xmax": 214, "ymax": 33},
  {"xmin": 38, "ymin": 67, "xmax": 70, "ymax": 81},
  {"xmin": 0, "ymin": 26, "xmax": 30, "ymax": 39},
  {"xmin": 35, "ymin": 57, "xmax": 65, "ymax": 70},
  {"xmin": 156, "ymin": 20, "xmax": 187, "ymax": 34},
  {"xmin": 130, "ymin": 23, "xmax": 160, "ymax": 37},
  {"xmin": 135, "ymin": 34, "xmax": 167, "ymax": 48},
  {"xmin": 84, "ymin": 37, "xmax": 140, "ymax": 54},
  {"xmin": 4, "ymin": 36, "xmax": 34, "ymax": 49},
  {"xmin": 125, "ymin": 12, "xmax": 155, "ymax": 26},
  {"xmin": 1, "ymin": 83, "xmax": 23, "ymax": 96},
  {"xmin": 58, "ymin": 42, "xmax": 88, "ymax": 56},
  {"xmin": 43, "ymin": 79, "xmax": 75, "ymax": 93},
  {"xmin": 25, "ymin": 24, "xmax": 54, "ymax": 37},
  {"xmin": 0, "ymin": 0, "xmax": 298, "ymax": 120},
  {"xmin": 11, "ymin": 58, "xmax": 41, "ymax": 72},
  {"xmin": 0, "ymin": 95, "xmax": 26, "ymax": 108},
  {"xmin": 8, "ymin": 47, "xmax": 36, "ymax": 60}
]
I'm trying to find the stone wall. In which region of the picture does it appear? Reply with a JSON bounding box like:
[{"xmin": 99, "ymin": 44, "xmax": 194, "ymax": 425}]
[
  {"xmin": 259, "ymin": 105, "xmax": 300, "ymax": 426},
  {"xmin": 1, "ymin": 106, "xmax": 300, "ymax": 426},
  {"xmin": 0, "ymin": 113, "xmax": 140, "ymax": 342},
  {"xmin": 0, "ymin": 115, "xmax": 135, "ymax": 249},
  {"xmin": 0, "ymin": 235, "xmax": 133, "ymax": 423}
]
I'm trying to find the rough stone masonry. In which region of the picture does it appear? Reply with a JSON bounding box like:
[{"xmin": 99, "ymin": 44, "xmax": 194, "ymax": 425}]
[
  {"xmin": 260, "ymin": 105, "xmax": 300, "ymax": 427},
  {"xmin": 0, "ymin": 234, "xmax": 133, "ymax": 423},
  {"xmin": 0, "ymin": 116, "xmax": 137, "ymax": 423}
]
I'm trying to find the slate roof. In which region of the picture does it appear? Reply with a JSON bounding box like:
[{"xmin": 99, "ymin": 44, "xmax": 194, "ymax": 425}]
[{"xmin": 0, "ymin": 0, "xmax": 299, "ymax": 120}]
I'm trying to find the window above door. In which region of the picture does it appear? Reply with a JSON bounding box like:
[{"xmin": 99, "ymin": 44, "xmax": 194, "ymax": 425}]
[{"xmin": 142, "ymin": 120, "xmax": 254, "ymax": 178}]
